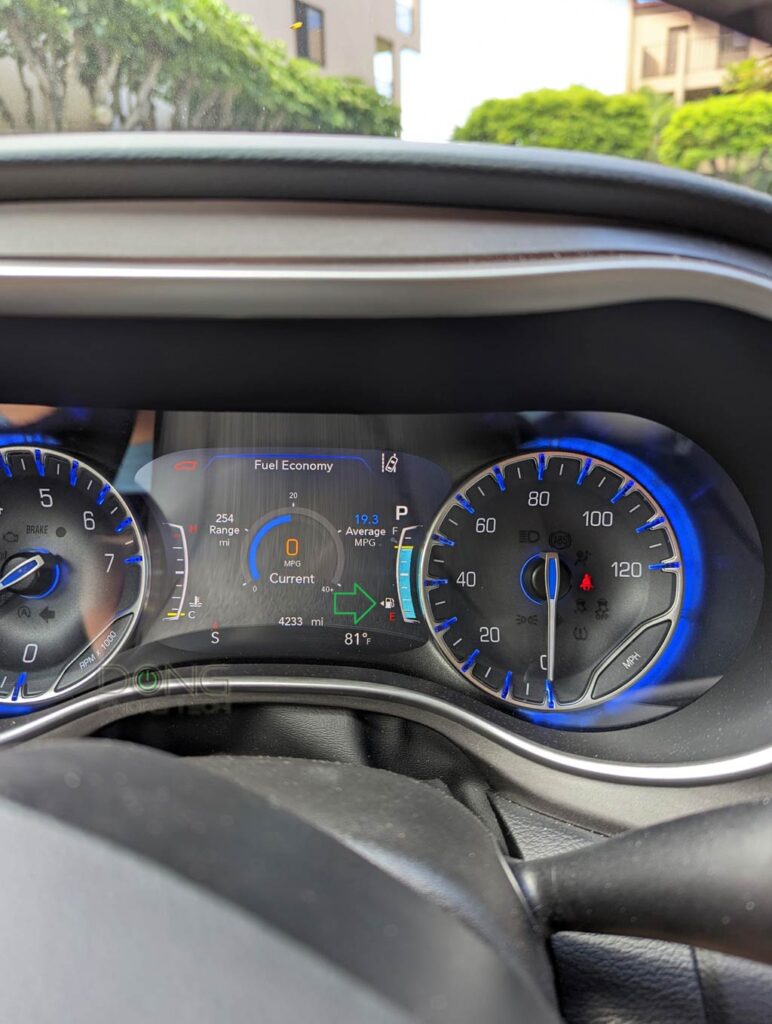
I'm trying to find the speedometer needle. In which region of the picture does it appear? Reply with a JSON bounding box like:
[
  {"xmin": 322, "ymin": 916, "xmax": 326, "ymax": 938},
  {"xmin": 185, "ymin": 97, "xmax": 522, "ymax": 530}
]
[
  {"xmin": 544, "ymin": 552, "xmax": 560, "ymax": 687},
  {"xmin": 0, "ymin": 554, "xmax": 45, "ymax": 594}
]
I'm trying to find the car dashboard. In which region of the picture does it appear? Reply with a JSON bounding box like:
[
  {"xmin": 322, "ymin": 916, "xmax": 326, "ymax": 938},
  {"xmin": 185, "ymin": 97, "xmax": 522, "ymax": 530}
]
[{"xmin": 0, "ymin": 135, "xmax": 770, "ymax": 838}]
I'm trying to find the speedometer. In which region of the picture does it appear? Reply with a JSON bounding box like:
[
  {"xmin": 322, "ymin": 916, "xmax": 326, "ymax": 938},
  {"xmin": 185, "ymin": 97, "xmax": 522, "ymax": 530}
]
[
  {"xmin": 421, "ymin": 451, "xmax": 683, "ymax": 710},
  {"xmin": 0, "ymin": 446, "xmax": 147, "ymax": 705}
]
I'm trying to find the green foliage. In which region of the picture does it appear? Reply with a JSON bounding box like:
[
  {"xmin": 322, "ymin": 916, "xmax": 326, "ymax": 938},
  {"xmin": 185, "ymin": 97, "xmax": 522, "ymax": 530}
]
[
  {"xmin": 312, "ymin": 74, "xmax": 400, "ymax": 136},
  {"xmin": 721, "ymin": 55, "xmax": 772, "ymax": 94},
  {"xmin": 453, "ymin": 86, "xmax": 654, "ymax": 160},
  {"xmin": 659, "ymin": 91, "xmax": 772, "ymax": 192},
  {"xmin": 0, "ymin": 0, "xmax": 399, "ymax": 134},
  {"xmin": 635, "ymin": 86, "xmax": 674, "ymax": 157}
]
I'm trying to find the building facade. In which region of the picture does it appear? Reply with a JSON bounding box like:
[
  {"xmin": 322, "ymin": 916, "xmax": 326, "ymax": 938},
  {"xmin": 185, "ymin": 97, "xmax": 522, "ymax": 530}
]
[
  {"xmin": 231, "ymin": 0, "xmax": 421, "ymax": 106},
  {"xmin": 627, "ymin": 0, "xmax": 771, "ymax": 104}
]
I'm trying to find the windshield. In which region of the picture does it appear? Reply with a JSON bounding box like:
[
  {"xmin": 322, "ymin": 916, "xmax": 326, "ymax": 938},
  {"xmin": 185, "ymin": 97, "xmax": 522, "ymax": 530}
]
[{"xmin": 0, "ymin": 0, "xmax": 770, "ymax": 193}]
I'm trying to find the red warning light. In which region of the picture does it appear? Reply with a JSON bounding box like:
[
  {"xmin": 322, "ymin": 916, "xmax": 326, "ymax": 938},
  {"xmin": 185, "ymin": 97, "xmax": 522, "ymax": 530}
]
[
  {"xmin": 174, "ymin": 459, "xmax": 198, "ymax": 472},
  {"xmin": 579, "ymin": 573, "xmax": 594, "ymax": 592},
  {"xmin": 188, "ymin": 524, "xmax": 199, "ymax": 534}
]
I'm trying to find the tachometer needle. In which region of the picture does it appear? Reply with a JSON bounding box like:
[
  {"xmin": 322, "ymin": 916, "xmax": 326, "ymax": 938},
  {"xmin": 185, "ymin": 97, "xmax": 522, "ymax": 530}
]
[
  {"xmin": 544, "ymin": 552, "xmax": 560, "ymax": 686},
  {"xmin": 0, "ymin": 554, "xmax": 44, "ymax": 594}
]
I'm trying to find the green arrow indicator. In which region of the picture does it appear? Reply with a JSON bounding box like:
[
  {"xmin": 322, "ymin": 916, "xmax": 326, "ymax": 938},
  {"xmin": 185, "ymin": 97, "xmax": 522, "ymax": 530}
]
[{"xmin": 332, "ymin": 582, "xmax": 377, "ymax": 626}]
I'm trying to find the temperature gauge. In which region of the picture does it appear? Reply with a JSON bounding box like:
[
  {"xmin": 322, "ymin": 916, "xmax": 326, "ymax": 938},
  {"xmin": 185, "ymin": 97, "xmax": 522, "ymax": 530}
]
[{"xmin": 162, "ymin": 523, "xmax": 189, "ymax": 622}]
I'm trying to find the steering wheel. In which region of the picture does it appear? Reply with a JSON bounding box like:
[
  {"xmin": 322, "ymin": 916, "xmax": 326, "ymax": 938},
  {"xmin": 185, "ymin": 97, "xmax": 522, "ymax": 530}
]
[{"xmin": 0, "ymin": 739, "xmax": 768, "ymax": 1023}]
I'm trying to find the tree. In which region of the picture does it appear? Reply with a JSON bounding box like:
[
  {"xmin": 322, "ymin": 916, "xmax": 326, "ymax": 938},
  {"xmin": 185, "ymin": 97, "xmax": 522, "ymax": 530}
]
[
  {"xmin": 0, "ymin": 0, "xmax": 399, "ymax": 134},
  {"xmin": 658, "ymin": 91, "xmax": 772, "ymax": 193},
  {"xmin": 453, "ymin": 86, "xmax": 655, "ymax": 160},
  {"xmin": 721, "ymin": 55, "xmax": 772, "ymax": 95},
  {"xmin": 0, "ymin": 0, "xmax": 71, "ymax": 131},
  {"xmin": 636, "ymin": 86, "xmax": 674, "ymax": 160}
]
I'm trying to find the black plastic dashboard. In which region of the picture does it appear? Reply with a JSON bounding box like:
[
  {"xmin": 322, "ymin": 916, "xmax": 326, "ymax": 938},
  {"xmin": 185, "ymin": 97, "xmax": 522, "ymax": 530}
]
[{"xmin": 0, "ymin": 135, "xmax": 770, "ymax": 833}]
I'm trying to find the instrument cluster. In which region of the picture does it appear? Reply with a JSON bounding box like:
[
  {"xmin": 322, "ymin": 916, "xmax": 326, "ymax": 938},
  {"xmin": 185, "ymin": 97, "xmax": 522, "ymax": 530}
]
[{"xmin": 0, "ymin": 405, "xmax": 762, "ymax": 732}]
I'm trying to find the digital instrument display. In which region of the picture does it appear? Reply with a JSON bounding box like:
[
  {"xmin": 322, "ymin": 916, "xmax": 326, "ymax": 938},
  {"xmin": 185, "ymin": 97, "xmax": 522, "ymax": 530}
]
[
  {"xmin": 0, "ymin": 405, "xmax": 758, "ymax": 729},
  {"xmin": 140, "ymin": 449, "xmax": 451, "ymax": 658}
]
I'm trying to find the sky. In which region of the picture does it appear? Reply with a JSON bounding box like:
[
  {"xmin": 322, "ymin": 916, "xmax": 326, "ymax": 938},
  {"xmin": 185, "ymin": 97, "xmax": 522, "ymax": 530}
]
[{"xmin": 400, "ymin": 0, "xmax": 631, "ymax": 142}]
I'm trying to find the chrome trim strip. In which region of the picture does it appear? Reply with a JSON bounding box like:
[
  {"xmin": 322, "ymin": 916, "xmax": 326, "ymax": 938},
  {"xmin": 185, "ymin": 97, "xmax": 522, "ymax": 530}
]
[
  {"xmin": 4, "ymin": 675, "xmax": 772, "ymax": 785},
  {"xmin": 0, "ymin": 255, "xmax": 769, "ymax": 320}
]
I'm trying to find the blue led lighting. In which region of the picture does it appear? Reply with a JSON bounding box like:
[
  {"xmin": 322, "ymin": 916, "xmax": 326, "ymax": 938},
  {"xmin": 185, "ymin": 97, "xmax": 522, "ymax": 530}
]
[
  {"xmin": 96, "ymin": 484, "xmax": 110, "ymax": 506},
  {"xmin": 576, "ymin": 457, "xmax": 592, "ymax": 485},
  {"xmin": 0, "ymin": 704, "xmax": 34, "ymax": 717},
  {"xmin": 124, "ymin": 555, "xmax": 143, "ymax": 565},
  {"xmin": 519, "ymin": 435, "xmax": 704, "ymax": 726},
  {"xmin": 545, "ymin": 680, "xmax": 556, "ymax": 709},
  {"xmin": 0, "ymin": 433, "xmax": 56, "ymax": 447},
  {"xmin": 1, "ymin": 558, "xmax": 40, "ymax": 589},
  {"xmin": 547, "ymin": 557, "xmax": 558, "ymax": 600},
  {"xmin": 501, "ymin": 671, "xmax": 512, "ymax": 700},
  {"xmin": 461, "ymin": 649, "xmax": 480, "ymax": 673},
  {"xmin": 610, "ymin": 480, "xmax": 634, "ymax": 504},
  {"xmin": 115, "ymin": 517, "xmax": 133, "ymax": 534},
  {"xmin": 493, "ymin": 465, "xmax": 506, "ymax": 492},
  {"xmin": 455, "ymin": 494, "xmax": 475, "ymax": 516},
  {"xmin": 34, "ymin": 449, "xmax": 45, "ymax": 477},
  {"xmin": 519, "ymin": 553, "xmax": 543, "ymax": 605},
  {"xmin": 11, "ymin": 672, "xmax": 26, "ymax": 702},
  {"xmin": 0, "ymin": 456, "xmax": 12, "ymax": 479},
  {"xmin": 248, "ymin": 514, "xmax": 292, "ymax": 581},
  {"xmin": 432, "ymin": 533, "xmax": 455, "ymax": 547},
  {"xmin": 424, "ymin": 577, "xmax": 448, "ymax": 587},
  {"xmin": 69, "ymin": 460, "xmax": 79, "ymax": 487},
  {"xmin": 649, "ymin": 560, "xmax": 680, "ymax": 571},
  {"xmin": 435, "ymin": 616, "xmax": 458, "ymax": 633},
  {"xmin": 23, "ymin": 562, "xmax": 60, "ymax": 601},
  {"xmin": 636, "ymin": 515, "xmax": 665, "ymax": 534},
  {"xmin": 537, "ymin": 453, "xmax": 546, "ymax": 481}
]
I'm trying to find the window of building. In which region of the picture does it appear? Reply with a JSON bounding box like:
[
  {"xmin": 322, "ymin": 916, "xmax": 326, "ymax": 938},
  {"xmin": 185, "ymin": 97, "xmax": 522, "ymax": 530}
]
[
  {"xmin": 665, "ymin": 25, "xmax": 688, "ymax": 75},
  {"xmin": 396, "ymin": 0, "xmax": 415, "ymax": 35},
  {"xmin": 374, "ymin": 38, "xmax": 394, "ymax": 99},
  {"xmin": 718, "ymin": 26, "xmax": 750, "ymax": 66},
  {"xmin": 294, "ymin": 2, "xmax": 325, "ymax": 66}
]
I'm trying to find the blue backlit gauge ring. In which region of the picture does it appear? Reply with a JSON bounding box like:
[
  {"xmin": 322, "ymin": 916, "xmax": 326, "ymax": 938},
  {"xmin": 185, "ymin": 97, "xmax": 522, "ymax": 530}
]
[
  {"xmin": 0, "ymin": 446, "xmax": 148, "ymax": 707},
  {"xmin": 420, "ymin": 451, "xmax": 683, "ymax": 712}
]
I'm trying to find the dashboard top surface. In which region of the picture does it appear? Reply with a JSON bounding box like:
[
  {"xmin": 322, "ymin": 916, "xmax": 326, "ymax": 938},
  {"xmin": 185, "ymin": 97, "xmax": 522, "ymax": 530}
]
[{"xmin": 0, "ymin": 134, "xmax": 770, "ymax": 255}]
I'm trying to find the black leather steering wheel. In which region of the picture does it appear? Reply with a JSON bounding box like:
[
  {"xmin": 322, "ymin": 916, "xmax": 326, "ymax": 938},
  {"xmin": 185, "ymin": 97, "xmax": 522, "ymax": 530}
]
[{"xmin": 0, "ymin": 740, "xmax": 768, "ymax": 1023}]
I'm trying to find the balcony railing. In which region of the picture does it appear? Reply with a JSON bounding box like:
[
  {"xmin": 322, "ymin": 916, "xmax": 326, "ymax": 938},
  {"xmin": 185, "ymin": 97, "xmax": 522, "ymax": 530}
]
[{"xmin": 641, "ymin": 32, "xmax": 751, "ymax": 78}]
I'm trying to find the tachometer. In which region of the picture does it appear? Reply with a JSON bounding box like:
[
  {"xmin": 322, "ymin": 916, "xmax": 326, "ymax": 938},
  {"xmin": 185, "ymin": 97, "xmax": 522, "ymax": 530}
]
[
  {"xmin": 0, "ymin": 447, "xmax": 147, "ymax": 705},
  {"xmin": 421, "ymin": 451, "xmax": 682, "ymax": 710}
]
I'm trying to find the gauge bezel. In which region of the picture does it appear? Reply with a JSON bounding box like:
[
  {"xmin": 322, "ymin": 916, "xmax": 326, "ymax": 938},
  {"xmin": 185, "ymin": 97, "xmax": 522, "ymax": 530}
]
[
  {"xmin": 0, "ymin": 445, "xmax": 150, "ymax": 705},
  {"xmin": 419, "ymin": 451, "xmax": 684, "ymax": 712}
]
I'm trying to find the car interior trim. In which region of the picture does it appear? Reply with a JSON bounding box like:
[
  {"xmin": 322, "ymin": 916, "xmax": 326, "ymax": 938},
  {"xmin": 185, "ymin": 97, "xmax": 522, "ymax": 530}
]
[
  {"xmin": 5, "ymin": 675, "xmax": 772, "ymax": 786},
  {"xmin": 0, "ymin": 254, "xmax": 769, "ymax": 320}
]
